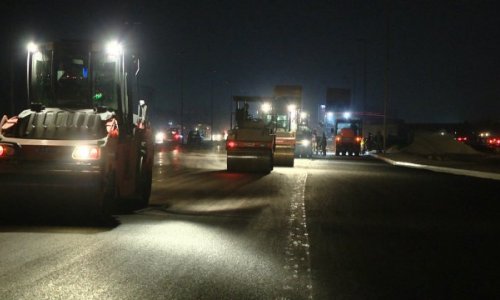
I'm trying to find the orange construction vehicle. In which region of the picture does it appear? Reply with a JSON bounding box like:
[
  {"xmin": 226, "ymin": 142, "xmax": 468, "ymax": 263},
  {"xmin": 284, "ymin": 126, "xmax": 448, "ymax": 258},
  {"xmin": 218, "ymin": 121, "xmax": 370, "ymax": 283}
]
[{"xmin": 332, "ymin": 118, "xmax": 363, "ymax": 156}]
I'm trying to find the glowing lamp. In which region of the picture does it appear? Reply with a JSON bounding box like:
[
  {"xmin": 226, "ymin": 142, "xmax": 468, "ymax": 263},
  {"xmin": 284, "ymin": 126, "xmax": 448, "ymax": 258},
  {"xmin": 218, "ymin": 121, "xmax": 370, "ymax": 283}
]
[
  {"xmin": 72, "ymin": 146, "xmax": 100, "ymax": 160},
  {"xmin": 0, "ymin": 144, "xmax": 15, "ymax": 157},
  {"xmin": 261, "ymin": 102, "xmax": 272, "ymax": 113},
  {"xmin": 27, "ymin": 42, "xmax": 38, "ymax": 53},
  {"xmin": 106, "ymin": 41, "xmax": 123, "ymax": 56}
]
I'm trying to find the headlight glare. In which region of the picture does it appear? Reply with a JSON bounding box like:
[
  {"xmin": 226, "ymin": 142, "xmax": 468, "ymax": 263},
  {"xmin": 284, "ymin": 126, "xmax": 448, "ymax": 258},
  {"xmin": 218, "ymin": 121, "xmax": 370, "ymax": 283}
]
[{"xmin": 72, "ymin": 146, "xmax": 100, "ymax": 160}]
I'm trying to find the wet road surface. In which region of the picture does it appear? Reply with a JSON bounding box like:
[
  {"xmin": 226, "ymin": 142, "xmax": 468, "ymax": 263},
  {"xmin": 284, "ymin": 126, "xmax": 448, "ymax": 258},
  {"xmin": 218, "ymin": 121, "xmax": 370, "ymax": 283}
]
[{"xmin": 1, "ymin": 146, "xmax": 499, "ymax": 299}]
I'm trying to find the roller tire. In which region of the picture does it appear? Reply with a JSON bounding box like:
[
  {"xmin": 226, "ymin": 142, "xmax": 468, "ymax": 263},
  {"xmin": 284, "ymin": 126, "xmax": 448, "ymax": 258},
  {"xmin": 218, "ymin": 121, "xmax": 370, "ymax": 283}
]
[
  {"xmin": 135, "ymin": 156, "xmax": 152, "ymax": 210},
  {"xmin": 97, "ymin": 171, "xmax": 116, "ymax": 217}
]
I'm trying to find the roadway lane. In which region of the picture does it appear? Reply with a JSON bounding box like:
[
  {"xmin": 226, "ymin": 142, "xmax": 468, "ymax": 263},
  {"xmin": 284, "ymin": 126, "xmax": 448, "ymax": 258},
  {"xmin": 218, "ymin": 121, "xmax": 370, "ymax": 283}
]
[
  {"xmin": 304, "ymin": 156, "xmax": 500, "ymax": 299},
  {"xmin": 0, "ymin": 147, "xmax": 311, "ymax": 299},
  {"xmin": 1, "ymin": 147, "xmax": 499, "ymax": 299}
]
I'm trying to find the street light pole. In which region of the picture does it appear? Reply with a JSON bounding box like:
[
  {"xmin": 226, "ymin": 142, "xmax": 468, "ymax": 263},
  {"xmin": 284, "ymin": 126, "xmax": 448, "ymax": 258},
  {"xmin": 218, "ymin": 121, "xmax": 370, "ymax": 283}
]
[
  {"xmin": 178, "ymin": 52, "xmax": 185, "ymax": 144},
  {"xmin": 210, "ymin": 70, "xmax": 216, "ymax": 141},
  {"xmin": 358, "ymin": 38, "xmax": 367, "ymax": 114},
  {"xmin": 383, "ymin": 0, "xmax": 391, "ymax": 153},
  {"xmin": 225, "ymin": 80, "xmax": 232, "ymax": 129},
  {"xmin": 180, "ymin": 68, "xmax": 184, "ymax": 143},
  {"xmin": 211, "ymin": 77, "xmax": 213, "ymax": 141}
]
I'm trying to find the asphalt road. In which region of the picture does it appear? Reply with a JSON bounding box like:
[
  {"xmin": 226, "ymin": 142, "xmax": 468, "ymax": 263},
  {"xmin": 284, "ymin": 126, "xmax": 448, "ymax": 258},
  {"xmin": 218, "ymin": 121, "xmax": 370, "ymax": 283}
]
[{"xmin": 1, "ymin": 146, "xmax": 499, "ymax": 299}]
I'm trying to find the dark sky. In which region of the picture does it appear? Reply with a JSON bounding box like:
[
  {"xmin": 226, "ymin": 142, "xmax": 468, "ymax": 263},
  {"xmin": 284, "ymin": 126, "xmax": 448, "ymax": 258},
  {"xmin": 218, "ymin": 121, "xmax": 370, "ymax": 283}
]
[{"xmin": 1, "ymin": 0, "xmax": 499, "ymax": 129}]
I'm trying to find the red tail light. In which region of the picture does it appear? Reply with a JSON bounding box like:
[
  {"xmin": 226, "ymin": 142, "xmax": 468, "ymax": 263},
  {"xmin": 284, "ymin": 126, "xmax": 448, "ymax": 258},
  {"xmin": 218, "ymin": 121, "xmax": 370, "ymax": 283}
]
[
  {"xmin": 355, "ymin": 137, "xmax": 362, "ymax": 143},
  {"xmin": 488, "ymin": 138, "xmax": 500, "ymax": 145},
  {"xmin": 335, "ymin": 136, "xmax": 341, "ymax": 142},
  {"xmin": 227, "ymin": 141, "xmax": 236, "ymax": 148},
  {"xmin": 0, "ymin": 144, "xmax": 15, "ymax": 158}
]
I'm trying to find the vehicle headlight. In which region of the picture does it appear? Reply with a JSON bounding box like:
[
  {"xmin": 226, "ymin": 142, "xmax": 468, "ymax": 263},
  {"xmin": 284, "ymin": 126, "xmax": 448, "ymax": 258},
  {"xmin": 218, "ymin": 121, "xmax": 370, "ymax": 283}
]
[
  {"xmin": 155, "ymin": 132, "xmax": 165, "ymax": 143},
  {"xmin": 301, "ymin": 139, "xmax": 310, "ymax": 147},
  {"xmin": 72, "ymin": 146, "xmax": 101, "ymax": 161}
]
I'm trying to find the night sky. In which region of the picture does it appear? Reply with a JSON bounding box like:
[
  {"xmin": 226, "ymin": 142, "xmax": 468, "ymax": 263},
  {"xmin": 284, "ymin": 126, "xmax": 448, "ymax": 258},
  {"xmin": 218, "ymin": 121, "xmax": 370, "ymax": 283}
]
[{"xmin": 1, "ymin": 0, "xmax": 499, "ymax": 130}]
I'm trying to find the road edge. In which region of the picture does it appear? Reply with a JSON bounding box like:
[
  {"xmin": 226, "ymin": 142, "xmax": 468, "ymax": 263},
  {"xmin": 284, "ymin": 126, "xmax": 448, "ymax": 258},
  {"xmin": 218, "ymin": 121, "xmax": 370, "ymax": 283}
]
[{"xmin": 371, "ymin": 153, "xmax": 500, "ymax": 181}]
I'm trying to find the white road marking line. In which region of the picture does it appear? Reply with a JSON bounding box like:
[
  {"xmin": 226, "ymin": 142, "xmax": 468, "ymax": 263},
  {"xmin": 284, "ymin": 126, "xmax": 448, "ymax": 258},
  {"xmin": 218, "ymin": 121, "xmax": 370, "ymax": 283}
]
[{"xmin": 282, "ymin": 173, "xmax": 314, "ymax": 299}]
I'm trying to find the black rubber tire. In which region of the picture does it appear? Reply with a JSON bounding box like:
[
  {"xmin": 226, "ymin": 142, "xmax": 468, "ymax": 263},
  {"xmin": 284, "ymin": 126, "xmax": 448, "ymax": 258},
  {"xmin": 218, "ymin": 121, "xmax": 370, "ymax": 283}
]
[
  {"xmin": 135, "ymin": 156, "xmax": 152, "ymax": 209},
  {"xmin": 227, "ymin": 157, "xmax": 235, "ymax": 172},
  {"xmin": 267, "ymin": 153, "xmax": 274, "ymax": 173},
  {"xmin": 97, "ymin": 171, "xmax": 116, "ymax": 217}
]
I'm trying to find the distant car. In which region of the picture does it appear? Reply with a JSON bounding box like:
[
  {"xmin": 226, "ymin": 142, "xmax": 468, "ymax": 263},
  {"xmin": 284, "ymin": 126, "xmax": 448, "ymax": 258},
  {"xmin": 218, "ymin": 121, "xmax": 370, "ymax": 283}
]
[
  {"xmin": 486, "ymin": 137, "xmax": 500, "ymax": 149},
  {"xmin": 155, "ymin": 127, "xmax": 182, "ymax": 145},
  {"xmin": 166, "ymin": 128, "xmax": 182, "ymax": 145},
  {"xmin": 187, "ymin": 130, "xmax": 203, "ymax": 145},
  {"xmin": 453, "ymin": 130, "xmax": 474, "ymax": 144},
  {"xmin": 155, "ymin": 130, "xmax": 167, "ymax": 144},
  {"xmin": 455, "ymin": 136, "xmax": 469, "ymax": 143}
]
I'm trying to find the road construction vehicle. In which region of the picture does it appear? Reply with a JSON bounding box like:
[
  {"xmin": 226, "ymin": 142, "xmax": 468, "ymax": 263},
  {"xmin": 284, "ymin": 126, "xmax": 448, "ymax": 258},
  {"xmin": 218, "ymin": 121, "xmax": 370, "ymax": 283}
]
[
  {"xmin": 226, "ymin": 96, "xmax": 275, "ymax": 173},
  {"xmin": 295, "ymin": 127, "xmax": 313, "ymax": 158},
  {"xmin": 0, "ymin": 40, "xmax": 154, "ymax": 216},
  {"xmin": 332, "ymin": 117, "xmax": 363, "ymax": 156},
  {"xmin": 271, "ymin": 85, "xmax": 302, "ymax": 167},
  {"xmin": 294, "ymin": 112, "xmax": 313, "ymax": 158}
]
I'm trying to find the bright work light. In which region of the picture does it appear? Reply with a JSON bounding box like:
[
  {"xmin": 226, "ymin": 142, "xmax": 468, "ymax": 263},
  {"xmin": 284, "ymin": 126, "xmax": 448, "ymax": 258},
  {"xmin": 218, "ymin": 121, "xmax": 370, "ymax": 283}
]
[
  {"xmin": 72, "ymin": 146, "xmax": 100, "ymax": 161},
  {"xmin": 261, "ymin": 102, "xmax": 272, "ymax": 113},
  {"xmin": 106, "ymin": 41, "xmax": 123, "ymax": 56},
  {"xmin": 27, "ymin": 42, "xmax": 38, "ymax": 53}
]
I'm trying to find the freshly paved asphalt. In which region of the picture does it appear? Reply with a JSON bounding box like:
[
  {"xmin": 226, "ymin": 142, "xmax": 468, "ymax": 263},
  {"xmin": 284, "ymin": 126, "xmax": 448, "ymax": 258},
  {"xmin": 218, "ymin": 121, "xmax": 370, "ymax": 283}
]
[{"xmin": 1, "ymin": 147, "xmax": 499, "ymax": 299}]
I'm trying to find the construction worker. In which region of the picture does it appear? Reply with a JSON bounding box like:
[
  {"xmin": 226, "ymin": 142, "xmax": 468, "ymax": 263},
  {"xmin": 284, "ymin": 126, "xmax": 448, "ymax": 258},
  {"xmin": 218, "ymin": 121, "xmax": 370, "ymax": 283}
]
[{"xmin": 321, "ymin": 132, "xmax": 327, "ymax": 156}]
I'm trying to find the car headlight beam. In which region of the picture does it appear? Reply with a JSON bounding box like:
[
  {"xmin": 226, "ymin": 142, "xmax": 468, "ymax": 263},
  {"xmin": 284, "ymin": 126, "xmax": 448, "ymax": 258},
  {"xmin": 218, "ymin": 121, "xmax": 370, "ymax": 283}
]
[{"xmin": 72, "ymin": 146, "xmax": 101, "ymax": 161}]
